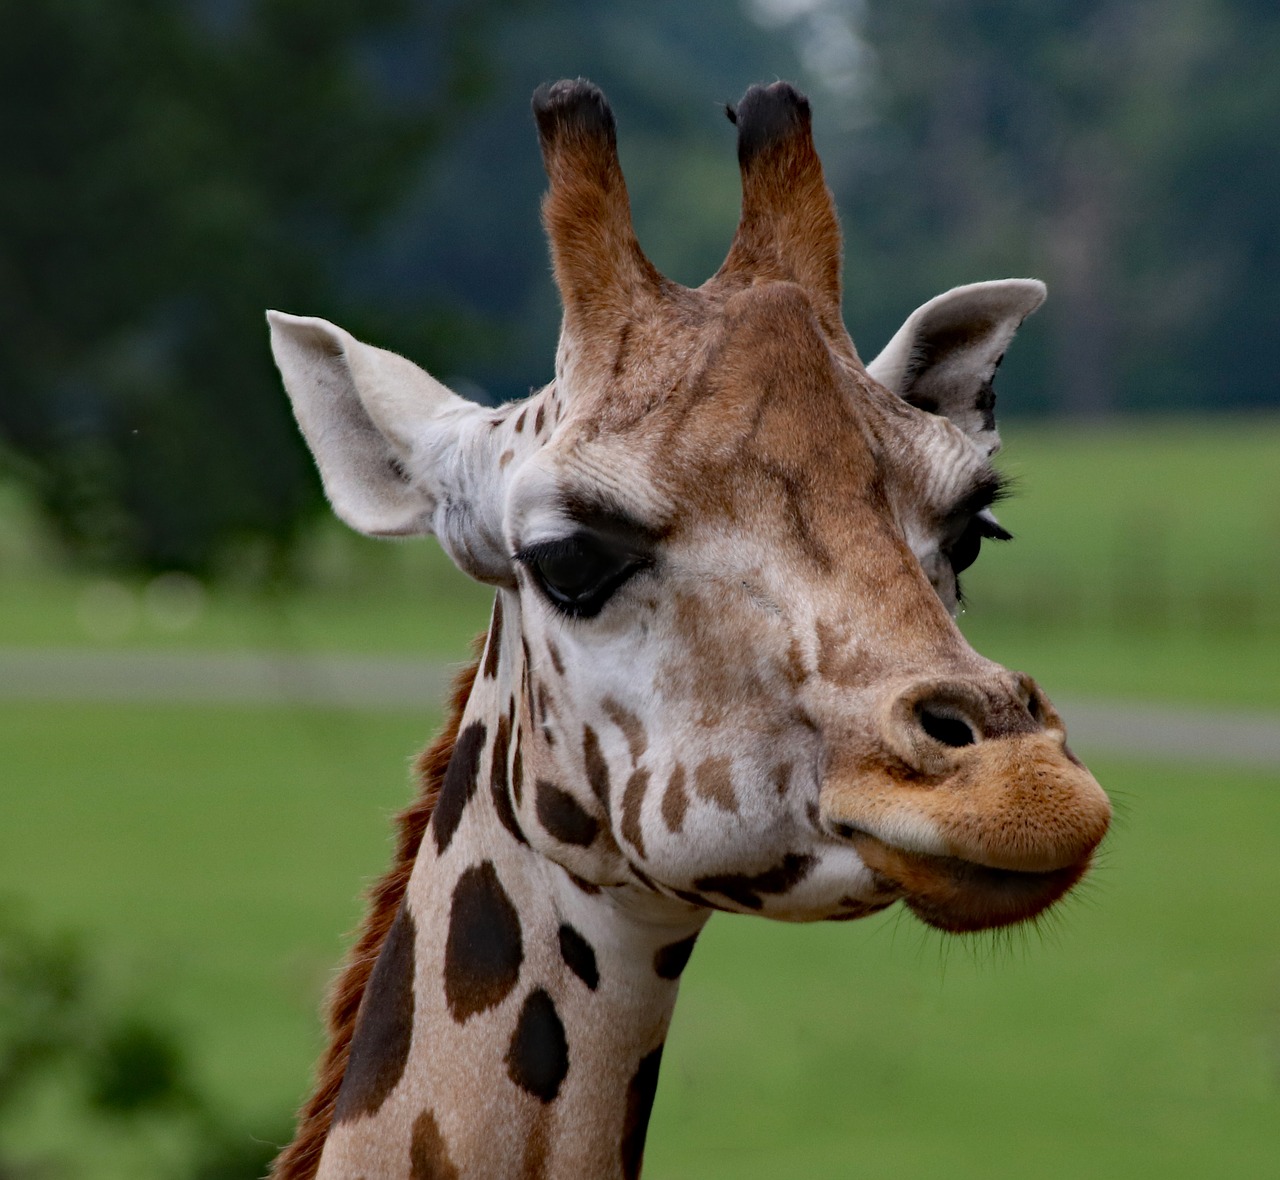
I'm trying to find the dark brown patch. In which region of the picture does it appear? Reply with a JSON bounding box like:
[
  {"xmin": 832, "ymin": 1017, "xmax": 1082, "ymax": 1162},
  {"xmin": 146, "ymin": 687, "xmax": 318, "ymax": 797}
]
[
  {"xmin": 431, "ymin": 722, "xmax": 487, "ymax": 855},
  {"xmin": 563, "ymin": 868, "xmax": 601, "ymax": 895},
  {"xmin": 814, "ymin": 617, "xmax": 877, "ymax": 686},
  {"xmin": 483, "ymin": 596, "xmax": 504, "ymax": 680},
  {"xmin": 268, "ymin": 657, "xmax": 479, "ymax": 1180},
  {"xmin": 620, "ymin": 1044, "xmax": 664, "ymax": 1180},
  {"xmin": 620, "ymin": 768, "xmax": 650, "ymax": 858},
  {"xmin": 409, "ymin": 1108, "xmax": 459, "ymax": 1180},
  {"xmin": 535, "ymin": 780, "xmax": 599, "ymax": 847},
  {"xmin": 535, "ymin": 402, "xmax": 546, "ymax": 434},
  {"xmin": 629, "ymin": 862, "xmax": 659, "ymax": 892},
  {"xmin": 515, "ymin": 407, "xmax": 528, "ymax": 432},
  {"xmin": 825, "ymin": 896, "xmax": 891, "ymax": 922},
  {"xmin": 582, "ymin": 725, "xmax": 611, "ymax": 815},
  {"xmin": 505, "ymin": 989, "xmax": 569, "ymax": 1103},
  {"xmin": 670, "ymin": 887, "xmax": 732, "ymax": 912},
  {"xmin": 444, "ymin": 861, "xmax": 524, "ymax": 1023},
  {"xmin": 557, "ymin": 924, "xmax": 600, "ymax": 990},
  {"xmin": 693, "ymin": 756, "xmax": 738, "ymax": 814},
  {"xmin": 511, "ymin": 729, "xmax": 524, "ymax": 805},
  {"xmin": 333, "ymin": 904, "xmax": 416, "ymax": 1123},
  {"xmin": 489, "ymin": 715, "xmax": 527, "ymax": 846},
  {"xmin": 653, "ymin": 932, "xmax": 698, "ymax": 980},
  {"xmin": 603, "ymin": 698, "xmax": 647, "ymax": 763},
  {"xmin": 547, "ymin": 640, "xmax": 565, "ymax": 676},
  {"xmin": 772, "ymin": 763, "xmax": 792, "ymax": 795},
  {"xmin": 693, "ymin": 852, "xmax": 817, "ymax": 911},
  {"xmin": 536, "ymin": 681, "xmax": 555, "ymax": 727},
  {"xmin": 661, "ymin": 765, "xmax": 689, "ymax": 834}
]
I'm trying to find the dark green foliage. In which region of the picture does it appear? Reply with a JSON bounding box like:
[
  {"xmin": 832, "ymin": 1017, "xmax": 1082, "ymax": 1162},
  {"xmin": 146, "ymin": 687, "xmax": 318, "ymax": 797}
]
[{"xmin": 0, "ymin": 0, "xmax": 512, "ymax": 575}]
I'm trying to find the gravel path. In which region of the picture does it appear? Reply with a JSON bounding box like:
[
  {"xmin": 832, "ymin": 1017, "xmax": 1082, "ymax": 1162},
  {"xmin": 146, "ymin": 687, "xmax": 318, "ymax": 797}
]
[{"xmin": 2, "ymin": 647, "xmax": 1277, "ymax": 769}]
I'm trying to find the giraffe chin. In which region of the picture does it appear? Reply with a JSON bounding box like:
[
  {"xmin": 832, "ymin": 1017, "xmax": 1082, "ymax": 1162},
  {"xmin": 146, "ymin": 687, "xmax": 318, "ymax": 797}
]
[{"xmin": 847, "ymin": 830, "xmax": 1091, "ymax": 934}]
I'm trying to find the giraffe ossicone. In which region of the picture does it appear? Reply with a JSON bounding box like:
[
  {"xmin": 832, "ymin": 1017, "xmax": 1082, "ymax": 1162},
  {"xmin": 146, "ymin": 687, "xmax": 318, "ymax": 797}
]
[{"xmin": 267, "ymin": 78, "xmax": 1110, "ymax": 1179}]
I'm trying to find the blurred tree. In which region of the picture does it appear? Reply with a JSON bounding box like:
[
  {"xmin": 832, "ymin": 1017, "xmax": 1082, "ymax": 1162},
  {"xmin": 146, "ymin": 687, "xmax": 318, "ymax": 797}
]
[
  {"xmin": 0, "ymin": 0, "xmax": 517, "ymax": 575},
  {"xmin": 843, "ymin": 0, "xmax": 1280, "ymax": 416}
]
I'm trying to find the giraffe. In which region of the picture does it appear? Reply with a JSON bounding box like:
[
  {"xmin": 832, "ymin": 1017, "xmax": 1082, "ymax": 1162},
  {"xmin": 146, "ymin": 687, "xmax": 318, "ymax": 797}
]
[{"xmin": 265, "ymin": 79, "xmax": 1111, "ymax": 1179}]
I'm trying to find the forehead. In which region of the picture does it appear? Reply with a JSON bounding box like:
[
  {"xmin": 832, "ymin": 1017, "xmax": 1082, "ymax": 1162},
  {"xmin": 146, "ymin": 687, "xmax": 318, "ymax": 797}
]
[{"xmin": 542, "ymin": 282, "xmax": 990, "ymax": 547}]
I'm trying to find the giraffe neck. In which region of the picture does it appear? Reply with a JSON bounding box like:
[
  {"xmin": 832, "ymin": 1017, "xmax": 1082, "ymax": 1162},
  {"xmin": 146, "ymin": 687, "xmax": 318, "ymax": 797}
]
[{"xmin": 316, "ymin": 607, "xmax": 708, "ymax": 1180}]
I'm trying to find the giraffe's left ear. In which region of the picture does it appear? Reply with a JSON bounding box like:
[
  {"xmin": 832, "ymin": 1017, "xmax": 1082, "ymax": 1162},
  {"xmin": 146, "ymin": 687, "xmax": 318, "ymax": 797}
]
[
  {"xmin": 867, "ymin": 280, "xmax": 1046, "ymax": 457},
  {"xmin": 268, "ymin": 311, "xmax": 514, "ymax": 585}
]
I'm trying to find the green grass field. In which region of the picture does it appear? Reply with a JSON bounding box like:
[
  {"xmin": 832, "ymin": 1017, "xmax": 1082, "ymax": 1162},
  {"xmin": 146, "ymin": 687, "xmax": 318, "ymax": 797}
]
[
  {"xmin": 1, "ymin": 703, "xmax": 1276, "ymax": 1177},
  {"xmin": 1, "ymin": 415, "xmax": 1277, "ymax": 1175}
]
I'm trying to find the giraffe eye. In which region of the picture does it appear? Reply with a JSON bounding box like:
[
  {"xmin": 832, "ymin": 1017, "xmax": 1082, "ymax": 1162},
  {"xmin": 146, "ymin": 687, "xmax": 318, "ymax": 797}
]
[
  {"xmin": 945, "ymin": 509, "xmax": 1012, "ymax": 578},
  {"xmin": 517, "ymin": 534, "xmax": 649, "ymax": 618}
]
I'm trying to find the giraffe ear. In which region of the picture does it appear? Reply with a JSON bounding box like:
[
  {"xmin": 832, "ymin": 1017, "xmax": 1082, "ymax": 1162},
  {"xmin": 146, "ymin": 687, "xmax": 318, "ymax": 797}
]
[
  {"xmin": 268, "ymin": 311, "xmax": 513, "ymax": 584},
  {"xmin": 867, "ymin": 280, "xmax": 1046, "ymax": 457}
]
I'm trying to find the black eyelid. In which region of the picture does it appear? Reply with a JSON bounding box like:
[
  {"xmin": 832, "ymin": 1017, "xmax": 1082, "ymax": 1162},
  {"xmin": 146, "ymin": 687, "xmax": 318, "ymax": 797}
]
[
  {"xmin": 953, "ymin": 470, "xmax": 1009, "ymax": 519},
  {"xmin": 515, "ymin": 533, "xmax": 647, "ymax": 568}
]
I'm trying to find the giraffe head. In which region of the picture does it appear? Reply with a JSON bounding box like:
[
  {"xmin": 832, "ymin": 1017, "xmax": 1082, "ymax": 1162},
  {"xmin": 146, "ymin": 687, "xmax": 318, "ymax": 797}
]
[{"xmin": 269, "ymin": 80, "xmax": 1109, "ymax": 935}]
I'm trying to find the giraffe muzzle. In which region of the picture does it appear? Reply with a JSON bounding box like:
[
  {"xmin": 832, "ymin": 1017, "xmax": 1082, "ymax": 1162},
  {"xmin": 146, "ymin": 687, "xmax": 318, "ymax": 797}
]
[{"xmin": 821, "ymin": 675, "xmax": 1111, "ymax": 931}]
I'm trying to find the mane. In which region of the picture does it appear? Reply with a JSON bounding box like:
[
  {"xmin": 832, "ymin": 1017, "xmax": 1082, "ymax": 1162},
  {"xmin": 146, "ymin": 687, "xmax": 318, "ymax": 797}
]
[{"xmin": 269, "ymin": 653, "xmax": 482, "ymax": 1179}]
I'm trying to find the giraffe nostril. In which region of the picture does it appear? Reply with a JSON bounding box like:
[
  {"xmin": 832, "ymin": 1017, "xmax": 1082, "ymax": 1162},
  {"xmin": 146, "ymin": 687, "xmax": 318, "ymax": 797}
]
[{"xmin": 916, "ymin": 705, "xmax": 976, "ymax": 748}]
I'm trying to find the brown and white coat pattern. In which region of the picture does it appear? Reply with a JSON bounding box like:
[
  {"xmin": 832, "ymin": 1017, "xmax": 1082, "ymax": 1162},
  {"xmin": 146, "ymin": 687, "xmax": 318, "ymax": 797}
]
[{"xmin": 266, "ymin": 79, "xmax": 1110, "ymax": 1179}]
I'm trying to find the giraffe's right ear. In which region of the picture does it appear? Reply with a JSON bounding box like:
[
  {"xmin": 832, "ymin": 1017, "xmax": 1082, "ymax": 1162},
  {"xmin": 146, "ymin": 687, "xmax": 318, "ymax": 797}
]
[{"xmin": 268, "ymin": 311, "xmax": 513, "ymax": 584}]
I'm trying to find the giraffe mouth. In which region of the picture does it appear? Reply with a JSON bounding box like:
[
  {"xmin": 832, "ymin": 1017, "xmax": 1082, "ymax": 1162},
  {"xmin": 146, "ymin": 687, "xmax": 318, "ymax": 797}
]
[{"xmin": 844, "ymin": 829, "xmax": 1091, "ymax": 933}]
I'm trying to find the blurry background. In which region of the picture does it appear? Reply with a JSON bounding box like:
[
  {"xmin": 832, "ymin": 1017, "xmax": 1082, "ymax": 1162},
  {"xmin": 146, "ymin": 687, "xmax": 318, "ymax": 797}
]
[{"xmin": 1, "ymin": 1, "xmax": 1276, "ymax": 1176}]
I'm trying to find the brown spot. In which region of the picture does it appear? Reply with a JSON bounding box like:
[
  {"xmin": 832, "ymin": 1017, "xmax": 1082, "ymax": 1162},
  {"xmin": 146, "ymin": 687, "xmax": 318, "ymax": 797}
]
[
  {"xmin": 557, "ymin": 924, "xmax": 600, "ymax": 990},
  {"xmin": 409, "ymin": 1108, "xmax": 459, "ymax": 1180},
  {"xmin": 515, "ymin": 407, "xmax": 528, "ymax": 432},
  {"xmin": 535, "ymin": 403, "xmax": 546, "ymax": 434},
  {"xmin": 694, "ymin": 852, "xmax": 816, "ymax": 911},
  {"xmin": 603, "ymin": 698, "xmax": 647, "ymax": 763},
  {"xmin": 511, "ymin": 729, "xmax": 524, "ymax": 805},
  {"xmin": 443, "ymin": 862, "xmax": 523, "ymax": 1022},
  {"xmin": 814, "ymin": 617, "xmax": 877, "ymax": 686},
  {"xmin": 670, "ymin": 887, "xmax": 731, "ymax": 912},
  {"xmin": 582, "ymin": 725, "xmax": 611, "ymax": 815},
  {"xmin": 490, "ymin": 715, "xmax": 527, "ymax": 846},
  {"xmin": 620, "ymin": 1045, "xmax": 664, "ymax": 1180},
  {"xmin": 825, "ymin": 896, "xmax": 891, "ymax": 922},
  {"xmin": 431, "ymin": 723, "xmax": 487, "ymax": 856},
  {"xmin": 547, "ymin": 640, "xmax": 565, "ymax": 676},
  {"xmin": 536, "ymin": 780, "xmax": 599, "ymax": 847},
  {"xmin": 772, "ymin": 763, "xmax": 792, "ymax": 796},
  {"xmin": 499, "ymin": 448, "xmax": 515, "ymax": 468},
  {"xmin": 661, "ymin": 764, "xmax": 689, "ymax": 834},
  {"xmin": 653, "ymin": 932, "xmax": 698, "ymax": 979},
  {"xmin": 563, "ymin": 868, "xmax": 601, "ymax": 895},
  {"xmin": 784, "ymin": 634, "xmax": 807, "ymax": 686},
  {"xmin": 505, "ymin": 989, "xmax": 569, "ymax": 1103},
  {"xmin": 333, "ymin": 905, "xmax": 416, "ymax": 1123},
  {"xmin": 693, "ymin": 756, "xmax": 738, "ymax": 814},
  {"xmin": 483, "ymin": 597, "xmax": 504, "ymax": 679},
  {"xmin": 536, "ymin": 681, "xmax": 555, "ymax": 725},
  {"xmin": 620, "ymin": 768, "xmax": 649, "ymax": 858},
  {"xmin": 629, "ymin": 863, "xmax": 659, "ymax": 892}
]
